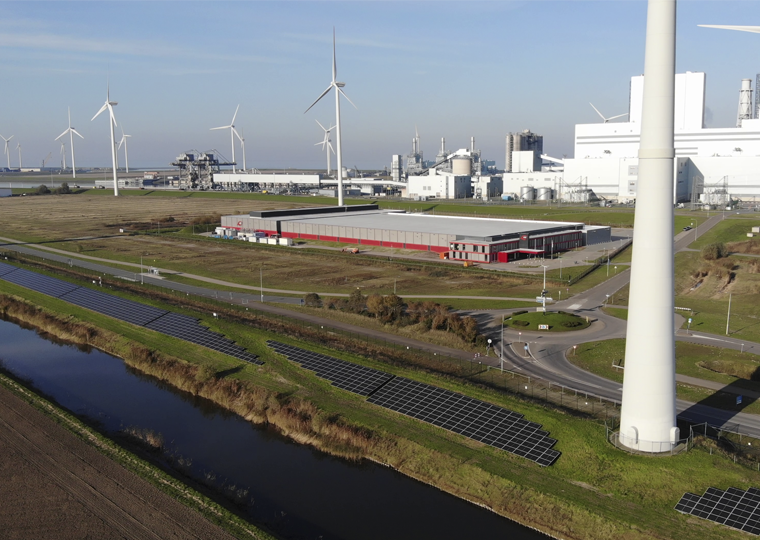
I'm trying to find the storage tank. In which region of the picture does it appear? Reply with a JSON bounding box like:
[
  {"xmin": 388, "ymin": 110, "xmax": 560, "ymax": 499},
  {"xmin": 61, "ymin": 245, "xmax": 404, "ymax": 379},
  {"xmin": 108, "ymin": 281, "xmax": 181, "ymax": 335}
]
[
  {"xmin": 537, "ymin": 187, "xmax": 553, "ymax": 201},
  {"xmin": 451, "ymin": 156, "xmax": 471, "ymax": 176},
  {"xmin": 520, "ymin": 186, "xmax": 535, "ymax": 201}
]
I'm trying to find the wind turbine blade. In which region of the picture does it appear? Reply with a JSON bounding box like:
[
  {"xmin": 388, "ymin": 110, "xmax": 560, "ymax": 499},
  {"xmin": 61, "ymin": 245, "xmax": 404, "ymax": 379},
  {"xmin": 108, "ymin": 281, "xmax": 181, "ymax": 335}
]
[
  {"xmin": 332, "ymin": 28, "xmax": 337, "ymax": 83},
  {"xmin": 210, "ymin": 125, "xmax": 229, "ymax": 131},
  {"xmin": 233, "ymin": 127, "xmax": 243, "ymax": 142},
  {"xmin": 589, "ymin": 103, "xmax": 605, "ymax": 121},
  {"xmin": 71, "ymin": 129, "xmax": 84, "ymax": 139},
  {"xmin": 315, "ymin": 119, "xmax": 327, "ymax": 131},
  {"xmin": 338, "ymin": 87, "xmax": 357, "ymax": 109},
  {"xmin": 55, "ymin": 128, "xmax": 69, "ymax": 141},
  {"xmin": 68, "ymin": 107, "xmax": 72, "ymax": 128},
  {"xmin": 304, "ymin": 84, "xmax": 333, "ymax": 114},
  {"xmin": 329, "ymin": 141, "xmax": 335, "ymax": 155},
  {"xmin": 92, "ymin": 102, "xmax": 108, "ymax": 121},
  {"xmin": 231, "ymin": 104, "xmax": 240, "ymax": 125},
  {"xmin": 698, "ymin": 24, "xmax": 760, "ymax": 34},
  {"xmin": 315, "ymin": 140, "xmax": 326, "ymax": 148},
  {"xmin": 108, "ymin": 104, "xmax": 117, "ymax": 127},
  {"xmin": 607, "ymin": 113, "xmax": 628, "ymax": 121}
]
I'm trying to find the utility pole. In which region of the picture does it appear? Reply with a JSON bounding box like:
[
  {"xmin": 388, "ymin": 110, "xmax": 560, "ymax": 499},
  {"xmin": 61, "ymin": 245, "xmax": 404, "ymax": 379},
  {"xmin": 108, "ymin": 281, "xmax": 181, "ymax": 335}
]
[{"xmin": 726, "ymin": 293, "xmax": 732, "ymax": 335}]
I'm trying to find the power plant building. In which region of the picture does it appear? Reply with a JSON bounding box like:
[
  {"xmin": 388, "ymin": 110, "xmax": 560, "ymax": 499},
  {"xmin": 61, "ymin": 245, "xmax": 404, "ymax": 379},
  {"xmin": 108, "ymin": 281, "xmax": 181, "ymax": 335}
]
[{"xmin": 220, "ymin": 205, "xmax": 609, "ymax": 263}]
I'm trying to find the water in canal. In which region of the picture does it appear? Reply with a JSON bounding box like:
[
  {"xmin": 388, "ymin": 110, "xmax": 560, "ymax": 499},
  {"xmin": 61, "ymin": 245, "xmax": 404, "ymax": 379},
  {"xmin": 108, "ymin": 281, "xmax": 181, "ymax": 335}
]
[{"xmin": 0, "ymin": 316, "xmax": 550, "ymax": 539}]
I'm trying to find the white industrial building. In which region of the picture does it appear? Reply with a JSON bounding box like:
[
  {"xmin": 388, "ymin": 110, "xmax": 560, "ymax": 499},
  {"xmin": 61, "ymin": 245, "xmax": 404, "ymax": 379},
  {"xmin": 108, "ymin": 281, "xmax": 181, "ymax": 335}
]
[{"xmin": 502, "ymin": 71, "xmax": 760, "ymax": 203}]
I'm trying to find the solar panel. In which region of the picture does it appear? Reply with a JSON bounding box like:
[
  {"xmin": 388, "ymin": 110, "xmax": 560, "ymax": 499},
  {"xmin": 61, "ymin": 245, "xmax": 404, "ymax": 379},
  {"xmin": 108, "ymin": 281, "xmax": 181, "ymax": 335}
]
[
  {"xmin": 1, "ymin": 267, "xmax": 79, "ymax": 298},
  {"xmin": 368, "ymin": 376, "xmax": 560, "ymax": 466},
  {"xmin": 0, "ymin": 266, "xmax": 262, "ymax": 366},
  {"xmin": 0, "ymin": 261, "xmax": 18, "ymax": 277},
  {"xmin": 267, "ymin": 340, "xmax": 393, "ymax": 395},
  {"xmin": 676, "ymin": 487, "xmax": 760, "ymax": 534},
  {"xmin": 148, "ymin": 312, "xmax": 263, "ymax": 365},
  {"xmin": 267, "ymin": 341, "xmax": 560, "ymax": 466},
  {"xmin": 60, "ymin": 287, "xmax": 168, "ymax": 326}
]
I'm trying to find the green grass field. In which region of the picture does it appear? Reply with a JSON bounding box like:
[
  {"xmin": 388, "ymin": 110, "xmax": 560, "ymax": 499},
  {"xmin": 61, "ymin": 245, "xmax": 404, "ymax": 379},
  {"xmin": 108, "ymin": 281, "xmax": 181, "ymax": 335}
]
[
  {"xmin": 505, "ymin": 310, "xmax": 591, "ymax": 332},
  {"xmin": 5, "ymin": 270, "xmax": 760, "ymax": 539}
]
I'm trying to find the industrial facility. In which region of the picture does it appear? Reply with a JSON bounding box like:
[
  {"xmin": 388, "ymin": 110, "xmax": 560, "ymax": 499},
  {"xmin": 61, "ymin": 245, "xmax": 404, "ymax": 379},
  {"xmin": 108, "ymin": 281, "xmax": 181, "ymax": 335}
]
[
  {"xmin": 503, "ymin": 71, "xmax": 760, "ymax": 204},
  {"xmin": 220, "ymin": 205, "xmax": 610, "ymax": 264}
]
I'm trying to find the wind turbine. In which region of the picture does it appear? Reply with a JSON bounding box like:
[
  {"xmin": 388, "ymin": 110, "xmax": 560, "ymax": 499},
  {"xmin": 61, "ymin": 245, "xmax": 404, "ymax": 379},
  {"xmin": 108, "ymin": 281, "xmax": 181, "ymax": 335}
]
[
  {"xmin": 211, "ymin": 105, "xmax": 240, "ymax": 173},
  {"xmin": 91, "ymin": 83, "xmax": 119, "ymax": 196},
  {"xmin": 1, "ymin": 135, "xmax": 14, "ymax": 169},
  {"xmin": 16, "ymin": 142, "xmax": 22, "ymax": 169},
  {"xmin": 304, "ymin": 28, "xmax": 357, "ymax": 207},
  {"xmin": 589, "ymin": 103, "xmax": 628, "ymax": 123},
  {"xmin": 235, "ymin": 128, "xmax": 247, "ymax": 171},
  {"xmin": 118, "ymin": 128, "xmax": 132, "ymax": 173},
  {"xmin": 60, "ymin": 141, "xmax": 67, "ymax": 171},
  {"xmin": 315, "ymin": 119, "xmax": 335, "ymax": 175},
  {"xmin": 55, "ymin": 108, "xmax": 84, "ymax": 179}
]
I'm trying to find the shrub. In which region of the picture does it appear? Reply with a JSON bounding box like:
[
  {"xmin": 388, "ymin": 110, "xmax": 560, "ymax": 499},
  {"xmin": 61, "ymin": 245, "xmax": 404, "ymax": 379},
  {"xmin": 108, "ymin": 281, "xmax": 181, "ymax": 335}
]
[
  {"xmin": 512, "ymin": 310, "xmax": 528, "ymax": 316},
  {"xmin": 36, "ymin": 184, "xmax": 50, "ymax": 195},
  {"xmin": 303, "ymin": 292, "xmax": 322, "ymax": 308},
  {"xmin": 702, "ymin": 242, "xmax": 727, "ymax": 261},
  {"xmin": 512, "ymin": 320, "xmax": 530, "ymax": 327},
  {"xmin": 562, "ymin": 321, "xmax": 583, "ymax": 328}
]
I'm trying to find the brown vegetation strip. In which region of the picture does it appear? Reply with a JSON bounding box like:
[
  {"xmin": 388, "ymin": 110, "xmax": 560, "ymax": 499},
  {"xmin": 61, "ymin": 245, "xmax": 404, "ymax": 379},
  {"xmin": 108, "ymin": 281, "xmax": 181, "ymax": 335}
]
[{"xmin": 0, "ymin": 381, "xmax": 238, "ymax": 540}]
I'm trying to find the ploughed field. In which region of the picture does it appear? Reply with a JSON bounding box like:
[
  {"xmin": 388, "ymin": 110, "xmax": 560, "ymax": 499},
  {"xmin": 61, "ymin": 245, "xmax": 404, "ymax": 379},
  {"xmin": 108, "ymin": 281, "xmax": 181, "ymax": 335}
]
[{"xmin": 0, "ymin": 380, "xmax": 236, "ymax": 540}]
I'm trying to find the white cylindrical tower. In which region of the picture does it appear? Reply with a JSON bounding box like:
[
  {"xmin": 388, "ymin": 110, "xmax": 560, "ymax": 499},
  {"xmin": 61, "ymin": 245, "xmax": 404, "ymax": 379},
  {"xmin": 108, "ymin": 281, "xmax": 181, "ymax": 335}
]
[
  {"xmin": 738, "ymin": 78, "xmax": 753, "ymax": 127},
  {"xmin": 619, "ymin": 0, "xmax": 678, "ymax": 453}
]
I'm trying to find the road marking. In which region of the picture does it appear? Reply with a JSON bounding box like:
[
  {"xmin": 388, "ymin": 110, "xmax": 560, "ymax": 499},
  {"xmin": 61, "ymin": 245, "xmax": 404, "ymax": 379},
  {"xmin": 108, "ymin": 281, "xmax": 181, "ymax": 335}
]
[{"xmin": 567, "ymin": 303, "xmax": 582, "ymax": 310}]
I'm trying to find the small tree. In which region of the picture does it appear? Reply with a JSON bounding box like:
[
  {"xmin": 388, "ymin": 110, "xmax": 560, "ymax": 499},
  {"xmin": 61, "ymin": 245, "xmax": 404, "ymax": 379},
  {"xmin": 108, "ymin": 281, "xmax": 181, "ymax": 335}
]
[
  {"xmin": 702, "ymin": 242, "xmax": 727, "ymax": 261},
  {"xmin": 36, "ymin": 184, "xmax": 50, "ymax": 195},
  {"xmin": 366, "ymin": 294, "xmax": 385, "ymax": 319},
  {"xmin": 303, "ymin": 292, "xmax": 322, "ymax": 308},
  {"xmin": 347, "ymin": 288, "xmax": 366, "ymax": 314},
  {"xmin": 57, "ymin": 182, "xmax": 71, "ymax": 194}
]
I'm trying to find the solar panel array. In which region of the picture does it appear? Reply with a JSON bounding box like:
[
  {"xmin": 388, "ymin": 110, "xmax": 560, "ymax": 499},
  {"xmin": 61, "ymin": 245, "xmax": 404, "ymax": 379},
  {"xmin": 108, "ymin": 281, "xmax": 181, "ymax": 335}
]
[
  {"xmin": 676, "ymin": 487, "xmax": 760, "ymax": 534},
  {"xmin": 61, "ymin": 287, "xmax": 168, "ymax": 326},
  {"xmin": 0, "ymin": 264, "xmax": 262, "ymax": 365},
  {"xmin": 267, "ymin": 340, "xmax": 560, "ymax": 466},
  {"xmin": 148, "ymin": 312, "xmax": 260, "ymax": 364},
  {"xmin": 368, "ymin": 377, "xmax": 560, "ymax": 466},
  {"xmin": 267, "ymin": 340, "xmax": 394, "ymax": 395},
  {"xmin": 0, "ymin": 261, "xmax": 21, "ymax": 277},
  {"xmin": 1, "ymin": 267, "xmax": 79, "ymax": 298}
]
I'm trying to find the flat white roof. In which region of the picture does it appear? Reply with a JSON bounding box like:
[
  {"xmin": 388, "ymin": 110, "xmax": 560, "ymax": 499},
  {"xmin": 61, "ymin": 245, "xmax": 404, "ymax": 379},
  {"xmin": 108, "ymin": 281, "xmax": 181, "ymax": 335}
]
[{"xmin": 235, "ymin": 210, "xmax": 584, "ymax": 241}]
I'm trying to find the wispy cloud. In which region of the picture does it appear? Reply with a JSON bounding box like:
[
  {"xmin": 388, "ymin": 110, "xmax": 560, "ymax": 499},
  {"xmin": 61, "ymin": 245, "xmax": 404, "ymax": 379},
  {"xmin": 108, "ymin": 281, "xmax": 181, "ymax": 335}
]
[{"xmin": 0, "ymin": 31, "xmax": 286, "ymax": 64}]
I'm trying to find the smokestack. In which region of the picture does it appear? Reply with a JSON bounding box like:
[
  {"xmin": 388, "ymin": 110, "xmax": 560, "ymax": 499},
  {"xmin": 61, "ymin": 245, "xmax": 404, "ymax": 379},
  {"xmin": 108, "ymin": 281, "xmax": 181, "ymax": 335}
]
[
  {"xmin": 738, "ymin": 78, "xmax": 753, "ymax": 127},
  {"xmin": 441, "ymin": 137, "xmax": 445, "ymax": 153},
  {"xmin": 470, "ymin": 136, "xmax": 475, "ymax": 153}
]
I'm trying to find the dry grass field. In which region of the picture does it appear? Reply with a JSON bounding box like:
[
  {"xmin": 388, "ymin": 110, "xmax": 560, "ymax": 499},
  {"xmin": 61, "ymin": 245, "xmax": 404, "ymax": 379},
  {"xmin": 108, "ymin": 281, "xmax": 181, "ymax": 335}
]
[{"xmin": 0, "ymin": 193, "xmax": 547, "ymax": 297}]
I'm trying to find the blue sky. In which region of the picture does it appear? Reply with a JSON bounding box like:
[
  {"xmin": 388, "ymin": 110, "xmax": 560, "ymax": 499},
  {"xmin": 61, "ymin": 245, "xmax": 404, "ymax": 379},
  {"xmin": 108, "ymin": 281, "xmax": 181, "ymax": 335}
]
[{"xmin": 2, "ymin": 1, "xmax": 759, "ymax": 170}]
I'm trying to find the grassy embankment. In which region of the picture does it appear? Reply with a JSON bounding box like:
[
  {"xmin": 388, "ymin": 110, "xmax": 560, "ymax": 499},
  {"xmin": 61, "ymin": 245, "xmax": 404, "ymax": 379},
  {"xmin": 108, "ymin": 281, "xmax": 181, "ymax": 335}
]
[{"xmin": 3, "ymin": 273, "xmax": 760, "ymax": 540}]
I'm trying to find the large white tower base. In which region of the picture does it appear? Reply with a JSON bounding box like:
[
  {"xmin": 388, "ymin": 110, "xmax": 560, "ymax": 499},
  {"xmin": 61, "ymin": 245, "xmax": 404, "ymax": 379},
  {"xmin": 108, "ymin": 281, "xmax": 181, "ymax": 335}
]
[{"xmin": 619, "ymin": 0, "xmax": 679, "ymax": 453}]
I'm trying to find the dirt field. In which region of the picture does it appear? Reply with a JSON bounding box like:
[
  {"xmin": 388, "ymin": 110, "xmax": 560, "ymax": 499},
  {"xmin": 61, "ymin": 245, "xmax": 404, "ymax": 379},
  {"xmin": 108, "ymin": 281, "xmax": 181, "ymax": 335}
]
[{"xmin": 0, "ymin": 380, "xmax": 239, "ymax": 540}]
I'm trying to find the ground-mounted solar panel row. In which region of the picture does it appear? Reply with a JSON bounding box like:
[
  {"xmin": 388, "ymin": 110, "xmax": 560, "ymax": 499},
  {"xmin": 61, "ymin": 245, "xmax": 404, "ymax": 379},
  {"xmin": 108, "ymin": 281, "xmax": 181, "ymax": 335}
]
[
  {"xmin": 0, "ymin": 261, "xmax": 18, "ymax": 277},
  {"xmin": 267, "ymin": 340, "xmax": 560, "ymax": 466},
  {"xmin": 267, "ymin": 340, "xmax": 395, "ymax": 396},
  {"xmin": 0, "ymin": 263, "xmax": 262, "ymax": 365},
  {"xmin": 675, "ymin": 486, "xmax": 760, "ymax": 535}
]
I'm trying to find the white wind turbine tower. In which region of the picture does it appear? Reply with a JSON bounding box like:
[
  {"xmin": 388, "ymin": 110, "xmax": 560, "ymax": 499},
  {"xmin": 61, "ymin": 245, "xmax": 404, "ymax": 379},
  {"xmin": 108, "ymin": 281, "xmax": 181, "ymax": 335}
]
[
  {"xmin": 118, "ymin": 128, "xmax": 132, "ymax": 173},
  {"xmin": 304, "ymin": 28, "xmax": 356, "ymax": 207},
  {"xmin": 235, "ymin": 128, "xmax": 247, "ymax": 171},
  {"xmin": 55, "ymin": 108, "xmax": 84, "ymax": 179},
  {"xmin": 60, "ymin": 141, "xmax": 67, "ymax": 171},
  {"xmin": 1, "ymin": 135, "xmax": 14, "ymax": 169},
  {"xmin": 16, "ymin": 143, "xmax": 22, "ymax": 169},
  {"xmin": 211, "ymin": 105, "xmax": 240, "ymax": 173},
  {"xmin": 91, "ymin": 83, "xmax": 120, "ymax": 196},
  {"xmin": 589, "ymin": 103, "xmax": 628, "ymax": 123},
  {"xmin": 315, "ymin": 120, "xmax": 335, "ymax": 175}
]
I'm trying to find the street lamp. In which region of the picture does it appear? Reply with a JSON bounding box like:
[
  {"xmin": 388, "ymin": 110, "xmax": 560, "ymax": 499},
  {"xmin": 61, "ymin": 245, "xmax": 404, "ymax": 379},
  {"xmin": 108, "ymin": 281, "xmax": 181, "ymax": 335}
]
[
  {"xmin": 487, "ymin": 338, "xmax": 492, "ymax": 356},
  {"xmin": 541, "ymin": 264, "xmax": 549, "ymax": 313},
  {"xmin": 500, "ymin": 314, "xmax": 505, "ymax": 372}
]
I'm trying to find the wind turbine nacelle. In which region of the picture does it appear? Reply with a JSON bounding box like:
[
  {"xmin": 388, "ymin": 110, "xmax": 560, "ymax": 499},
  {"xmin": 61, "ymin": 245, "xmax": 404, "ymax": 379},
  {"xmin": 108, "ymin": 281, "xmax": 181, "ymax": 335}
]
[{"xmin": 336, "ymin": 82, "xmax": 346, "ymax": 88}]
